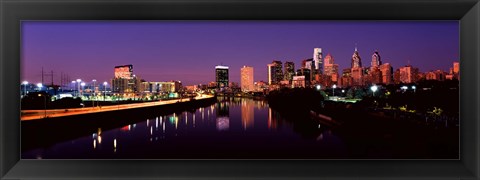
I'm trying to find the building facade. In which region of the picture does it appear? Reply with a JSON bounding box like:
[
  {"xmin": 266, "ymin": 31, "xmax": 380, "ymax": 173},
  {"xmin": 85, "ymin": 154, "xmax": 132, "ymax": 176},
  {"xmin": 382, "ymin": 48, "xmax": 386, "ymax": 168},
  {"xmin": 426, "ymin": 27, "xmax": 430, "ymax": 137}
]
[
  {"xmin": 111, "ymin": 64, "xmax": 141, "ymax": 97},
  {"xmin": 267, "ymin": 61, "xmax": 283, "ymax": 85},
  {"xmin": 379, "ymin": 63, "xmax": 393, "ymax": 85},
  {"xmin": 215, "ymin": 65, "xmax": 229, "ymax": 88},
  {"xmin": 313, "ymin": 48, "xmax": 323, "ymax": 74},
  {"xmin": 241, "ymin": 66, "xmax": 254, "ymax": 92},
  {"xmin": 399, "ymin": 65, "xmax": 419, "ymax": 83},
  {"xmin": 371, "ymin": 50, "xmax": 382, "ymax": 69},
  {"xmin": 351, "ymin": 47, "xmax": 362, "ymax": 69},
  {"xmin": 284, "ymin": 61, "xmax": 295, "ymax": 83}
]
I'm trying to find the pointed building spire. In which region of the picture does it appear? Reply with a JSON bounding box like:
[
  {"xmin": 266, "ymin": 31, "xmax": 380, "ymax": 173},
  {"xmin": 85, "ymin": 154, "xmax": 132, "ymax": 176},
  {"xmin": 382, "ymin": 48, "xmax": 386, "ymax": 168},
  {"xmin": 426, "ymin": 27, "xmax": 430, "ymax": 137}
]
[{"xmin": 355, "ymin": 43, "xmax": 358, "ymax": 51}]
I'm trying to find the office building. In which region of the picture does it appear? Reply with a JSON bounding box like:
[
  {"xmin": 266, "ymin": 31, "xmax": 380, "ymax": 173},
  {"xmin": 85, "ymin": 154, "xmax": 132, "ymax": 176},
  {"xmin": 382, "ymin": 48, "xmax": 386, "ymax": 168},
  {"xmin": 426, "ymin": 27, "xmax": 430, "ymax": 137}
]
[
  {"xmin": 267, "ymin": 61, "xmax": 283, "ymax": 85},
  {"xmin": 296, "ymin": 68, "xmax": 311, "ymax": 86},
  {"xmin": 215, "ymin": 65, "xmax": 229, "ymax": 88},
  {"xmin": 313, "ymin": 48, "xmax": 323, "ymax": 74},
  {"xmin": 284, "ymin": 61, "xmax": 295, "ymax": 83},
  {"xmin": 399, "ymin": 65, "xmax": 419, "ymax": 83},
  {"xmin": 292, "ymin": 76, "xmax": 306, "ymax": 88},
  {"xmin": 371, "ymin": 50, "xmax": 382, "ymax": 69},
  {"xmin": 111, "ymin": 64, "xmax": 141, "ymax": 96},
  {"xmin": 379, "ymin": 63, "xmax": 393, "ymax": 85},
  {"xmin": 351, "ymin": 46, "xmax": 362, "ymax": 69},
  {"xmin": 241, "ymin": 66, "xmax": 254, "ymax": 92}
]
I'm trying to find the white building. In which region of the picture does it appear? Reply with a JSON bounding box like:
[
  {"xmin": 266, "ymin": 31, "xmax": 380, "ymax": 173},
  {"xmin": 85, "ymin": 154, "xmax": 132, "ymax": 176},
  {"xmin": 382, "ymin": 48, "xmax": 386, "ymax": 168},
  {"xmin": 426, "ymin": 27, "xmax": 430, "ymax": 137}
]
[
  {"xmin": 313, "ymin": 48, "xmax": 323, "ymax": 73},
  {"xmin": 240, "ymin": 66, "xmax": 254, "ymax": 92}
]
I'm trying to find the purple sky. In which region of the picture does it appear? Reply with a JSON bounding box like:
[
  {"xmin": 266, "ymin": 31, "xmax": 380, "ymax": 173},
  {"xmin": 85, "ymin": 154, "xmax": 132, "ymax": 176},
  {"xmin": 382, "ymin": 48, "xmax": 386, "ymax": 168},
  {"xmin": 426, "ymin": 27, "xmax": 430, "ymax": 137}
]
[{"xmin": 22, "ymin": 21, "xmax": 459, "ymax": 86}]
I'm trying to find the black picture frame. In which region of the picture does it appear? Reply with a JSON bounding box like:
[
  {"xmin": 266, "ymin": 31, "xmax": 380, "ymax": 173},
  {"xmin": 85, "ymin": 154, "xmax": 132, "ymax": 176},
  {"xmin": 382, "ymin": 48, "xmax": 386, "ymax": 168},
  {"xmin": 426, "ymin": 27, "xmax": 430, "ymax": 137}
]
[{"xmin": 1, "ymin": 0, "xmax": 479, "ymax": 179}]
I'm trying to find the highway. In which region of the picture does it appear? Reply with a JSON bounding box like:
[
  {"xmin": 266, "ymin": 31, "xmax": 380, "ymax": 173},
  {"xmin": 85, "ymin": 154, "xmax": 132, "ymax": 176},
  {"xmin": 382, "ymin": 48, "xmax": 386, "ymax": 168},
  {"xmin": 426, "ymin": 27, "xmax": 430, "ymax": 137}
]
[{"xmin": 21, "ymin": 95, "xmax": 214, "ymax": 121}]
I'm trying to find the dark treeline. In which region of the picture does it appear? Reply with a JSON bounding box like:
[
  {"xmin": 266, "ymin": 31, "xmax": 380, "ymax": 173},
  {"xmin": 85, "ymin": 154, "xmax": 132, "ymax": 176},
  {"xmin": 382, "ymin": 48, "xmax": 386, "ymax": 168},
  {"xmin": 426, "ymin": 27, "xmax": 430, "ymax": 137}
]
[
  {"xmin": 360, "ymin": 79, "xmax": 459, "ymax": 117},
  {"xmin": 267, "ymin": 85, "xmax": 458, "ymax": 158},
  {"xmin": 21, "ymin": 92, "xmax": 83, "ymax": 110}
]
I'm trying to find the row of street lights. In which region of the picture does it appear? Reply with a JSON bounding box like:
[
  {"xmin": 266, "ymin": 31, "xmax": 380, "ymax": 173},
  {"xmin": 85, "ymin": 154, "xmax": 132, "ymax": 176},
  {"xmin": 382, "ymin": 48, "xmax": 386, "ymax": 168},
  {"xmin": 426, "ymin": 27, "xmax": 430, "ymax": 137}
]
[
  {"xmin": 316, "ymin": 84, "xmax": 419, "ymax": 98},
  {"xmin": 22, "ymin": 79, "xmax": 109, "ymax": 100},
  {"xmin": 70, "ymin": 79, "xmax": 109, "ymax": 99},
  {"xmin": 316, "ymin": 84, "xmax": 379, "ymax": 97}
]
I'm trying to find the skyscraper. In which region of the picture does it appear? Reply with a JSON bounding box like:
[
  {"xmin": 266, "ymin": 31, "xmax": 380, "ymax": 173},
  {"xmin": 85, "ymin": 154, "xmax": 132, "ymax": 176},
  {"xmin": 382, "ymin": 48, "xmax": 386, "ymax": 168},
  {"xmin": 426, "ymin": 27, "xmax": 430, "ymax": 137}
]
[
  {"xmin": 453, "ymin": 61, "xmax": 460, "ymax": 80},
  {"xmin": 313, "ymin": 48, "xmax": 323, "ymax": 74},
  {"xmin": 351, "ymin": 46, "xmax": 362, "ymax": 68},
  {"xmin": 284, "ymin": 61, "xmax": 295, "ymax": 83},
  {"xmin": 379, "ymin": 63, "xmax": 393, "ymax": 85},
  {"xmin": 215, "ymin": 65, "xmax": 229, "ymax": 88},
  {"xmin": 296, "ymin": 68, "xmax": 311, "ymax": 86},
  {"xmin": 371, "ymin": 50, "xmax": 382, "ymax": 69},
  {"xmin": 323, "ymin": 53, "xmax": 339, "ymax": 83},
  {"xmin": 240, "ymin": 66, "xmax": 254, "ymax": 92},
  {"xmin": 323, "ymin": 54, "xmax": 339, "ymax": 75},
  {"xmin": 267, "ymin": 61, "xmax": 283, "ymax": 85},
  {"xmin": 351, "ymin": 46, "xmax": 363, "ymax": 86},
  {"xmin": 112, "ymin": 64, "xmax": 141, "ymax": 96},
  {"xmin": 399, "ymin": 65, "xmax": 419, "ymax": 83}
]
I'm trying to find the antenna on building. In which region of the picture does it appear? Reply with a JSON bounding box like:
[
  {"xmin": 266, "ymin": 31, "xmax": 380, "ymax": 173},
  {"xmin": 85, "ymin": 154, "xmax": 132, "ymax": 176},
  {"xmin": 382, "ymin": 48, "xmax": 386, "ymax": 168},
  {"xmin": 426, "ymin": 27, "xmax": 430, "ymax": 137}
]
[{"xmin": 355, "ymin": 43, "xmax": 358, "ymax": 51}]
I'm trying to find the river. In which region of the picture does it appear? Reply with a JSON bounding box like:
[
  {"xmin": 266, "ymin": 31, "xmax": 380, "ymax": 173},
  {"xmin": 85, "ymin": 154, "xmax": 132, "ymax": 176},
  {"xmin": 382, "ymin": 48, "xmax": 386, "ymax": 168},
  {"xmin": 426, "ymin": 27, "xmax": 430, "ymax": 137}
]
[{"xmin": 22, "ymin": 96, "xmax": 348, "ymax": 159}]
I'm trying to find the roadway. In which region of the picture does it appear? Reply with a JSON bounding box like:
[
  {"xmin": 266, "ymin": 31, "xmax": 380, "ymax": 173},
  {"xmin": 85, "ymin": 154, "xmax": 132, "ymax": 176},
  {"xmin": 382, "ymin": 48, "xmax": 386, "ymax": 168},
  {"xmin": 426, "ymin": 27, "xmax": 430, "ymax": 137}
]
[{"xmin": 21, "ymin": 95, "xmax": 214, "ymax": 121}]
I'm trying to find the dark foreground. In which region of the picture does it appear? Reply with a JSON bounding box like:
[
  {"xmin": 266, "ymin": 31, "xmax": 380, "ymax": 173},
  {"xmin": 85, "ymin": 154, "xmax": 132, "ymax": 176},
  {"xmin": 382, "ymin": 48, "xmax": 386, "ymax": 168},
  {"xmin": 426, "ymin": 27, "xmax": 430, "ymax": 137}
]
[{"xmin": 22, "ymin": 96, "xmax": 458, "ymax": 159}]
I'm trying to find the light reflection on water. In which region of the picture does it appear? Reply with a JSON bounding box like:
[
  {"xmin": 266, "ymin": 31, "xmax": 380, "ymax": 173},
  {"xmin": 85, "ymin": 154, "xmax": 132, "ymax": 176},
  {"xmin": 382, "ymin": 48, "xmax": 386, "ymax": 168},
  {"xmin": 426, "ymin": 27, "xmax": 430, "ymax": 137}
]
[{"xmin": 22, "ymin": 97, "xmax": 346, "ymax": 159}]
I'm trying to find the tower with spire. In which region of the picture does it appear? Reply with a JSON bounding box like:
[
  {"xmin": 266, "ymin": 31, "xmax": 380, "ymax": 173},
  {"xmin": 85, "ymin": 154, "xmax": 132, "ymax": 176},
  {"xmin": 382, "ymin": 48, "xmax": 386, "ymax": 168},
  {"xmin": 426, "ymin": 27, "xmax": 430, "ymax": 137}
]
[
  {"xmin": 371, "ymin": 49, "xmax": 382, "ymax": 68},
  {"xmin": 351, "ymin": 44, "xmax": 362, "ymax": 68}
]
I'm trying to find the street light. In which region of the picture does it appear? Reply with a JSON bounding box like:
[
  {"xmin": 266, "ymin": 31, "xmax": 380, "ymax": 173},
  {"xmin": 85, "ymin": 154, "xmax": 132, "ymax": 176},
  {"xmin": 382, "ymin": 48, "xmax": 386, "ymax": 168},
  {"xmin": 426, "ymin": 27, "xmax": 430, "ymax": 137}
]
[
  {"xmin": 71, "ymin": 81, "xmax": 76, "ymax": 96},
  {"xmin": 76, "ymin": 79, "xmax": 82, "ymax": 97},
  {"xmin": 22, "ymin": 81, "xmax": 28, "ymax": 97},
  {"xmin": 316, "ymin": 84, "xmax": 321, "ymax": 91},
  {"xmin": 412, "ymin": 85, "xmax": 416, "ymax": 93},
  {"xmin": 332, "ymin": 84, "xmax": 337, "ymax": 96},
  {"xmin": 36, "ymin": 83, "xmax": 43, "ymax": 91},
  {"xmin": 371, "ymin": 85, "xmax": 378, "ymax": 96},
  {"xmin": 37, "ymin": 83, "xmax": 46, "ymax": 118},
  {"xmin": 81, "ymin": 82, "xmax": 86, "ymax": 98},
  {"xmin": 92, "ymin": 79, "xmax": 97, "ymax": 107},
  {"xmin": 103, "ymin": 81, "xmax": 108, "ymax": 102}
]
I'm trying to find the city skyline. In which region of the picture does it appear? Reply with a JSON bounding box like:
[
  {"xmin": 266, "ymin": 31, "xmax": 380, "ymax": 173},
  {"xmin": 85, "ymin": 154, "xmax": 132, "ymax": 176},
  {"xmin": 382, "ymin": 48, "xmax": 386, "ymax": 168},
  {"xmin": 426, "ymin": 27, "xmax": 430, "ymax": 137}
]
[{"xmin": 22, "ymin": 21, "xmax": 459, "ymax": 86}]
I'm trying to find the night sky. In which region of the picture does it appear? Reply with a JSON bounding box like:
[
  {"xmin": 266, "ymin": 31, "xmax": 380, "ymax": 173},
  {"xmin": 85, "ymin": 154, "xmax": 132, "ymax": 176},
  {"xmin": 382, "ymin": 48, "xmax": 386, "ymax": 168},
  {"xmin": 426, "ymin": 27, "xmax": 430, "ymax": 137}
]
[{"xmin": 22, "ymin": 21, "xmax": 459, "ymax": 86}]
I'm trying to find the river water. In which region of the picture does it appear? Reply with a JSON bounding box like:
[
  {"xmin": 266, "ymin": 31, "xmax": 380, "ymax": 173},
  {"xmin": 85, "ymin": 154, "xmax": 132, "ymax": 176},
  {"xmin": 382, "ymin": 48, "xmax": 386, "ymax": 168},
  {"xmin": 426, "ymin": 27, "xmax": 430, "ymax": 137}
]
[{"xmin": 22, "ymin": 97, "xmax": 348, "ymax": 159}]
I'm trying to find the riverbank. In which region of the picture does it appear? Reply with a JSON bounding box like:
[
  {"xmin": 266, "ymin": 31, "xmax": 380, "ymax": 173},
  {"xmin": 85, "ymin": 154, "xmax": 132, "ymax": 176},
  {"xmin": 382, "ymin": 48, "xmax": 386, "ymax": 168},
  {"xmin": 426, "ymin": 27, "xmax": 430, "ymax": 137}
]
[
  {"xmin": 267, "ymin": 89, "xmax": 458, "ymax": 159},
  {"xmin": 21, "ymin": 96, "xmax": 217, "ymax": 151},
  {"xmin": 21, "ymin": 95, "xmax": 214, "ymax": 121}
]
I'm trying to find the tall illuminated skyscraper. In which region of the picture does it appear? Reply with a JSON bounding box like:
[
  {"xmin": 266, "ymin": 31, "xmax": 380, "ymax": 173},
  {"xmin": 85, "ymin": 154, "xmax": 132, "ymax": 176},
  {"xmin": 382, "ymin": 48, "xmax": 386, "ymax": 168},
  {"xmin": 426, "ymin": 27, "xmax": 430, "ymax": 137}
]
[
  {"xmin": 215, "ymin": 65, "xmax": 229, "ymax": 88},
  {"xmin": 351, "ymin": 46, "xmax": 363, "ymax": 86},
  {"xmin": 323, "ymin": 53, "xmax": 339, "ymax": 82},
  {"xmin": 267, "ymin": 61, "xmax": 283, "ymax": 85},
  {"xmin": 399, "ymin": 65, "xmax": 419, "ymax": 83},
  {"xmin": 112, "ymin": 64, "xmax": 141, "ymax": 96},
  {"xmin": 313, "ymin": 48, "xmax": 323, "ymax": 74},
  {"xmin": 240, "ymin": 66, "xmax": 254, "ymax": 92},
  {"xmin": 379, "ymin": 63, "xmax": 393, "ymax": 84},
  {"xmin": 371, "ymin": 50, "xmax": 382, "ymax": 68},
  {"xmin": 284, "ymin": 61, "xmax": 295, "ymax": 83},
  {"xmin": 351, "ymin": 46, "xmax": 362, "ymax": 68}
]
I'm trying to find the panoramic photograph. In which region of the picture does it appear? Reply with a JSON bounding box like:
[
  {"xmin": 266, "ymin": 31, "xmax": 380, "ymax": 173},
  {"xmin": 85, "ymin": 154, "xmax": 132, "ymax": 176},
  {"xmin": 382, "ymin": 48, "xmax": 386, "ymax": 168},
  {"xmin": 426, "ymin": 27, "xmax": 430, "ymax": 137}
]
[{"xmin": 20, "ymin": 21, "xmax": 459, "ymax": 159}]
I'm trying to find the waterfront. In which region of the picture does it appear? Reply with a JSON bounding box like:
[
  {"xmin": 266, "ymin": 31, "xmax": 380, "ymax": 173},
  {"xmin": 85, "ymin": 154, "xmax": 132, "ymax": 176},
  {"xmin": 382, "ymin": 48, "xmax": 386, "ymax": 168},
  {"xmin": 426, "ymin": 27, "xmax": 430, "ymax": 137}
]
[
  {"xmin": 22, "ymin": 97, "xmax": 349, "ymax": 159},
  {"xmin": 22, "ymin": 96, "xmax": 457, "ymax": 159}
]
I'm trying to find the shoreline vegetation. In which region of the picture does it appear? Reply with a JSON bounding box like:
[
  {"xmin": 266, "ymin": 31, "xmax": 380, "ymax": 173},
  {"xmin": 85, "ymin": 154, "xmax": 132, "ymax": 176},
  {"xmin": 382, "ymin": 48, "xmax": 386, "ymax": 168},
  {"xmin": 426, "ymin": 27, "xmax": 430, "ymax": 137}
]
[{"xmin": 267, "ymin": 87, "xmax": 459, "ymax": 159}]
